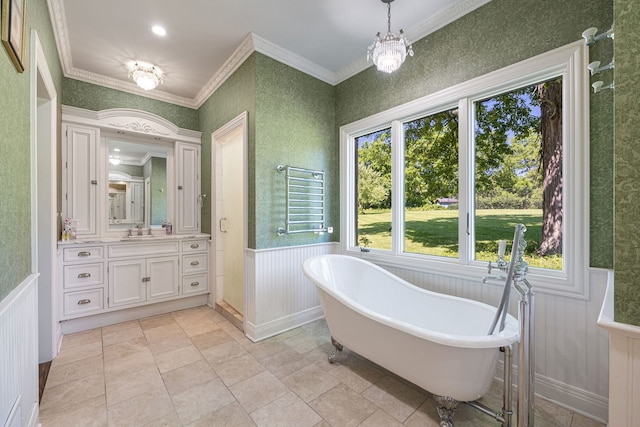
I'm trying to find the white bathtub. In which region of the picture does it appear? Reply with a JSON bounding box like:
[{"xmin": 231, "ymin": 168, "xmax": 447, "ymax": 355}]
[{"xmin": 303, "ymin": 254, "xmax": 519, "ymax": 402}]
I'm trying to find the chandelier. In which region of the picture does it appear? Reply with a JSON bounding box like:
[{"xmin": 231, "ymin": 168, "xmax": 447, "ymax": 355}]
[
  {"xmin": 129, "ymin": 62, "xmax": 163, "ymax": 91},
  {"xmin": 367, "ymin": 0, "xmax": 414, "ymax": 74},
  {"xmin": 108, "ymin": 156, "xmax": 121, "ymax": 166}
]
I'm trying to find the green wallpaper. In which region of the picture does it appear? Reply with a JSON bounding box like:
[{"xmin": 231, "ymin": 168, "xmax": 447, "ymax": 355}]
[
  {"xmin": 198, "ymin": 55, "xmax": 257, "ymax": 246},
  {"xmin": 254, "ymin": 54, "xmax": 337, "ymax": 249},
  {"xmin": 613, "ymin": 0, "xmax": 640, "ymax": 325},
  {"xmin": 336, "ymin": 0, "xmax": 614, "ymax": 269},
  {"xmin": 62, "ymin": 78, "xmax": 199, "ymax": 131},
  {"xmin": 0, "ymin": 0, "xmax": 63, "ymax": 302},
  {"xmin": 150, "ymin": 157, "xmax": 167, "ymax": 225}
]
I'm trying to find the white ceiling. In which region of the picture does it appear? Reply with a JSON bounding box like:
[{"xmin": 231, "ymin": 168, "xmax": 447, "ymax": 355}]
[{"xmin": 48, "ymin": 0, "xmax": 490, "ymax": 109}]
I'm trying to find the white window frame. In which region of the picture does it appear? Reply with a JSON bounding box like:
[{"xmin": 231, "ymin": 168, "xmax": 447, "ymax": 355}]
[{"xmin": 340, "ymin": 40, "xmax": 589, "ymax": 298}]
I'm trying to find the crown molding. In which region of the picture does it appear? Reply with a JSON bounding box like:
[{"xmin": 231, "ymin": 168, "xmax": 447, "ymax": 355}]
[
  {"xmin": 48, "ymin": 0, "xmax": 491, "ymax": 109},
  {"xmin": 334, "ymin": 0, "xmax": 492, "ymax": 83}
]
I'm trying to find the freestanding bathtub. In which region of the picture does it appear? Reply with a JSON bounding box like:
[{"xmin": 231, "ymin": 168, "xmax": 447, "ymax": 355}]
[{"xmin": 302, "ymin": 254, "xmax": 519, "ymax": 404}]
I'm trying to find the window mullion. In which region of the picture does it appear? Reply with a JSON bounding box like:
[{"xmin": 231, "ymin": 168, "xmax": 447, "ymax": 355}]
[
  {"xmin": 458, "ymin": 98, "xmax": 474, "ymax": 264},
  {"xmin": 391, "ymin": 120, "xmax": 404, "ymax": 256}
]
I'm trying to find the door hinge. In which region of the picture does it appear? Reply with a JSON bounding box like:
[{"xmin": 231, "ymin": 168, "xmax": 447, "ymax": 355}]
[{"xmin": 65, "ymin": 161, "xmax": 68, "ymax": 169}]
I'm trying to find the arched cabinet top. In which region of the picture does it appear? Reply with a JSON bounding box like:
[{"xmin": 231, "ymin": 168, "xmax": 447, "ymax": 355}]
[{"xmin": 61, "ymin": 105, "xmax": 202, "ymax": 144}]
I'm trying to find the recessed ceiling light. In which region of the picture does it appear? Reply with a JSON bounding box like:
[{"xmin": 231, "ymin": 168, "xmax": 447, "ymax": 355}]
[{"xmin": 152, "ymin": 25, "xmax": 166, "ymax": 36}]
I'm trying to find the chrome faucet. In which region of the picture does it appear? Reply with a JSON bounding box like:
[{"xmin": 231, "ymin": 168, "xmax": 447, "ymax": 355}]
[{"xmin": 136, "ymin": 224, "xmax": 144, "ymax": 236}]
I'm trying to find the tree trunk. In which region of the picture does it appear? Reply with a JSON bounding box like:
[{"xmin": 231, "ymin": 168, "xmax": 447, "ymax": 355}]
[{"xmin": 537, "ymin": 79, "xmax": 563, "ymax": 256}]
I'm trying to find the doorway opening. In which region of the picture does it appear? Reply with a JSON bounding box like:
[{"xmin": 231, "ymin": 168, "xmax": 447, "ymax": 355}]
[{"xmin": 211, "ymin": 112, "xmax": 248, "ymax": 332}]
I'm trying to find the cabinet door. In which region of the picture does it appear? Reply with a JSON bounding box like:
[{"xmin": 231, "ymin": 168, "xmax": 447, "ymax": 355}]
[
  {"xmin": 176, "ymin": 142, "xmax": 201, "ymax": 233},
  {"xmin": 147, "ymin": 256, "xmax": 179, "ymax": 300},
  {"xmin": 65, "ymin": 125, "xmax": 99, "ymax": 236},
  {"xmin": 109, "ymin": 259, "xmax": 145, "ymax": 307}
]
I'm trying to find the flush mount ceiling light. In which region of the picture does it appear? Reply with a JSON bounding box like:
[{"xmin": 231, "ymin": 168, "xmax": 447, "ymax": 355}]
[
  {"xmin": 128, "ymin": 62, "xmax": 163, "ymax": 91},
  {"xmin": 367, "ymin": 0, "xmax": 414, "ymax": 74},
  {"xmin": 108, "ymin": 155, "xmax": 121, "ymax": 166}
]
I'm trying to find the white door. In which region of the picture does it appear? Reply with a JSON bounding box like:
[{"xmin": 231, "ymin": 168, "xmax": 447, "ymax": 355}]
[{"xmin": 220, "ymin": 132, "xmax": 244, "ymax": 314}]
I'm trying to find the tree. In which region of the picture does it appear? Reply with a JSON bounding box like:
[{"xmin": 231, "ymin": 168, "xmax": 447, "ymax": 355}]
[
  {"xmin": 535, "ymin": 79, "xmax": 563, "ymax": 255},
  {"xmin": 358, "ymin": 163, "xmax": 390, "ymax": 210}
]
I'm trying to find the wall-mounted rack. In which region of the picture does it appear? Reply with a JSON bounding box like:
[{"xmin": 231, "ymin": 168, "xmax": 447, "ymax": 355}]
[{"xmin": 276, "ymin": 165, "xmax": 327, "ymax": 235}]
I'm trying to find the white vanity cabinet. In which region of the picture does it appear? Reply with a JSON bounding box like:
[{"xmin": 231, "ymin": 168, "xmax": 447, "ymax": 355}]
[
  {"xmin": 63, "ymin": 124, "xmax": 100, "ymax": 237},
  {"xmin": 61, "ymin": 246, "xmax": 105, "ymax": 318},
  {"xmin": 109, "ymin": 256, "xmax": 179, "ymax": 307},
  {"xmin": 176, "ymin": 142, "xmax": 201, "ymax": 234},
  {"xmin": 59, "ymin": 236, "xmax": 210, "ymax": 324}
]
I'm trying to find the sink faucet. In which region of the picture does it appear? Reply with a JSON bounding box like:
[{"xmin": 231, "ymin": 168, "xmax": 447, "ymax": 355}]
[{"xmin": 136, "ymin": 224, "xmax": 144, "ymax": 236}]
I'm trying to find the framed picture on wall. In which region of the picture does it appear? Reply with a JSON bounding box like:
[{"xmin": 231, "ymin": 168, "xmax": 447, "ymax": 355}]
[{"xmin": 1, "ymin": 0, "xmax": 26, "ymax": 72}]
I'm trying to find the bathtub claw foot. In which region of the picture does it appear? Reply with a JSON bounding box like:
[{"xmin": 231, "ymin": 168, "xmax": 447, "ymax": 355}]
[
  {"xmin": 434, "ymin": 395, "xmax": 459, "ymax": 427},
  {"xmin": 328, "ymin": 336, "xmax": 343, "ymax": 363}
]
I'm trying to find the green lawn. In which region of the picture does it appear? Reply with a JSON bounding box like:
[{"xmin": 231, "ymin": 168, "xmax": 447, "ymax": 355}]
[{"xmin": 357, "ymin": 208, "xmax": 562, "ymax": 270}]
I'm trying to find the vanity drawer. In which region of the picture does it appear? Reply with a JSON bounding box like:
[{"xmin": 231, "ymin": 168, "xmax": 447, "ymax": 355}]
[
  {"xmin": 181, "ymin": 274, "xmax": 208, "ymax": 295},
  {"xmin": 108, "ymin": 241, "xmax": 179, "ymax": 258},
  {"xmin": 63, "ymin": 246, "xmax": 104, "ymax": 262},
  {"xmin": 64, "ymin": 288, "xmax": 104, "ymax": 317},
  {"xmin": 182, "ymin": 253, "xmax": 208, "ymax": 274},
  {"xmin": 64, "ymin": 263, "xmax": 104, "ymax": 289},
  {"xmin": 182, "ymin": 240, "xmax": 207, "ymax": 253}
]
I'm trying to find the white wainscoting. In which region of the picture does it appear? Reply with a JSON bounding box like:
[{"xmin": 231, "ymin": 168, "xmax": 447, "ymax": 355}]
[
  {"xmin": 598, "ymin": 275, "xmax": 640, "ymax": 427},
  {"xmin": 245, "ymin": 242, "xmax": 338, "ymax": 341},
  {"xmin": 381, "ymin": 262, "xmax": 610, "ymax": 423},
  {"xmin": 0, "ymin": 274, "xmax": 40, "ymax": 427}
]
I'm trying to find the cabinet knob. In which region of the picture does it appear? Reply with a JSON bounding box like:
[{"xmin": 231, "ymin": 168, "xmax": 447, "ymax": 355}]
[
  {"xmin": 142, "ymin": 277, "xmax": 151, "ymax": 282},
  {"xmin": 77, "ymin": 299, "xmax": 91, "ymax": 305},
  {"xmin": 77, "ymin": 273, "xmax": 91, "ymax": 279},
  {"xmin": 190, "ymin": 261, "xmax": 199, "ymax": 266},
  {"xmin": 190, "ymin": 243, "xmax": 199, "ymax": 249},
  {"xmin": 178, "ymin": 185, "xmax": 183, "ymax": 190},
  {"xmin": 190, "ymin": 282, "xmax": 199, "ymax": 287},
  {"xmin": 91, "ymin": 180, "xmax": 98, "ymax": 185},
  {"xmin": 78, "ymin": 251, "xmax": 91, "ymax": 257}
]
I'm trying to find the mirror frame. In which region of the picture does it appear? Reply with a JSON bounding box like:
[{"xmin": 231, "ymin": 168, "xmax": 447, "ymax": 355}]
[{"xmin": 61, "ymin": 106, "xmax": 202, "ymax": 238}]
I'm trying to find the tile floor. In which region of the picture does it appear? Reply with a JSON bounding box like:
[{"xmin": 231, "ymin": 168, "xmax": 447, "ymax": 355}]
[{"xmin": 40, "ymin": 305, "xmax": 604, "ymax": 427}]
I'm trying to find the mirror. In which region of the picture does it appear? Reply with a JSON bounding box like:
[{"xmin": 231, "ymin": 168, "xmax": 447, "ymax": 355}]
[{"xmin": 107, "ymin": 137, "xmax": 169, "ymax": 230}]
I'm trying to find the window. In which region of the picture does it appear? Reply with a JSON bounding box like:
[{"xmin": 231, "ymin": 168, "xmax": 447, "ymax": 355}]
[{"xmin": 341, "ymin": 41, "xmax": 589, "ymax": 296}]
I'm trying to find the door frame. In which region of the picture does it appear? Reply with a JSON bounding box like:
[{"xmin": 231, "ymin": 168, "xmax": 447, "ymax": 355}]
[
  {"xmin": 30, "ymin": 30, "xmax": 59, "ymax": 362},
  {"xmin": 211, "ymin": 112, "xmax": 248, "ymax": 323}
]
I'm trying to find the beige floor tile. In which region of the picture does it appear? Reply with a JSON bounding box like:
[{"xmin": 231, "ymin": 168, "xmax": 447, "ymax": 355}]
[
  {"xmin": 309, "ymin": 383, "xmax": 378, "ymax": 427},
  {"xmin": 186, "ymin": 401, "xmax": 255, "ymax": 427},
  {"xmin": 230, "ymin": 371, "xmax": 290, "ymax": 413},
  {"xmin": 45, "ymin": 354, "xmax": 104, "ymax": 388},
  {"xmin": 201, "ymin": 340, "xmax": 249, "ymax": 366},
  {"xmin": 246, "ymin": 337, "xmax": 291, "ymax": 360},
  {"xmin": 180, "ymin": 318, "xmax": 222, "ymax": 337},
  {"xmin": 40, "ymin": 373, "xmax": 105, "ymax": 414},
  {"xmin": 102, "ymin": 324, "xmax": 144, "ymax": 347},
  {"xmin": 141, "ymin": 410, "xmax": 183, "ymax": 427},
  {"xmin": 107, "ymin": 386, "xmax": 174, "ymax": 427},
  {"xmin": 139, "ymin": 314, "xmax": 177, "ymax": 331},
  {"xmin": 155, "ymin": 344, "xmax": 203, "ymax": 373},
  {"xmin": 214, "ymin": 353, "xmax": 266, "ymax": 386},
  {"xmin": 534, "ymin": 396, "xmax": 574, "ymax": 426},
  {"xmin": 162, "ymin": 359, "xmax": 218, "ymax": 396},
  {"xmin": 143, "ymin": 322, "xmax": 187, "ymax": 342},
  {"xmin": 361, "ymin": 375, "xmax": 427, "ymax": 422},
  {"xmin": 102, "ymin": 320, "xmax": 140, "ymax": 335},
  {"xmin": 403, "ymin": 399, "xmax": 444, "ymax": 427},
  {"xmin": 52, "ymin": 340, "xmax": 103, "ymax": 367},
  {"xmin": 570, "ymin": 413, "xmax": 606, "ymax": 427},
  {"xmin": 260, "ymin": 348, "xmax": 313, "ymax": 379},
  {"xmin": 171, "ymin": 378, "xmax": 236, "ymax": 425},
  {"xmin": 281, "ymin": 331, "xmax": 323, "ymax": 354},
  {"xmin": 105, "ymin": 366, "xmax": 164, "ymax": 406},
  {"xmin": 190, "ymin": 328, "xmax": 233, "ymax": 351},
  {"xmin": 104, "ymin": 348, "xmax": 156, "ymax": 381},
  {"xmin": 250, "ymin": 392, "xmax": 322, "ymax": 427},
  {"xmin": 359, "ymin": 409, "xmax": 405, "ymax": 426},
  {"xmin": 60, "ymin": 328, "xmax": 102, "ymax": 351},
  {"xmin": 328, "ymin": 354, "xmax": 385, "ymax": 393},
  {"xmin": 148, "ymin": 333, "xmax": 194, "ymax": 355},
  {"xmin": 218, "ymin": 321, "xmax": 255, "ymax": 347},
  {"xmin": 283, "ymin": 364, "xmax": 340, "ymax": 402},
  {"xmin": 39, "ymin": 394, "xmax": 107, "ymax": 427},
  {"xmin": 102, "ymin": 336, "xmax": 149, "ymax": 362}
]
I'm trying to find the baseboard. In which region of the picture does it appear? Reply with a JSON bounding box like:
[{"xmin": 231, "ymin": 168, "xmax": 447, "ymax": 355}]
[
  {"xmin": 60, "ymin": 295, "xmax": 208, "ymax": 334},
  {"xmin": 496, "ymin": 361, "xmax": 608, "ymax": 423},
  {"xmin": 245, "ymin": 305, "xmax": 325, "ymax": 342}
]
